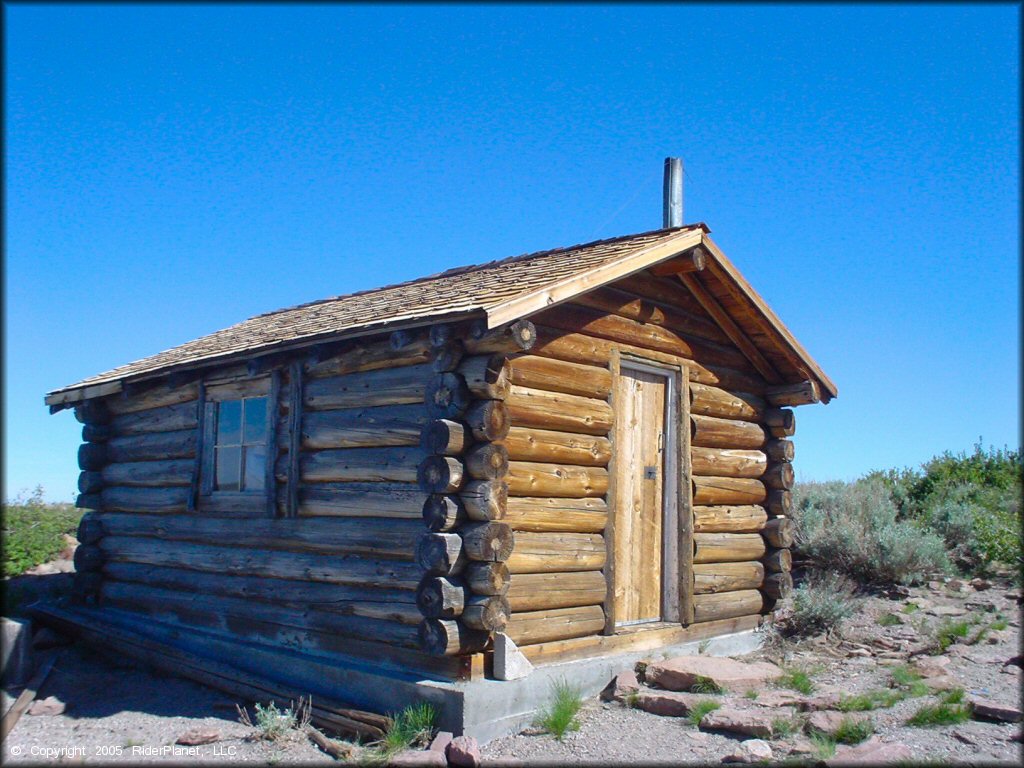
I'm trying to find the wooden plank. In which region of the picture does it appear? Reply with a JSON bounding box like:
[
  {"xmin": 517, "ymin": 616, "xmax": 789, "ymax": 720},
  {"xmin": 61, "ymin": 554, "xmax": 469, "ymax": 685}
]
[
  {"xmin": 603, "ymin": 348, "xmax": 621, "ymax": 634},
  {"xmin": 678, "ymin": 365, "xmax": 694, "ymax": 625},
  {"xmin": 287, "ymin": 362, "xmax": 303, "ymax": 518},
  {"xmin": 0, "ymin": 651, "xmax": 60, "ymax": 741},
  {"xmin": 266, "ymin": 370, "xmax": 281, "ymax": 518},
  {"xmin": 188, "ymin": 384, "xmax": 206, "ymax": 512}
]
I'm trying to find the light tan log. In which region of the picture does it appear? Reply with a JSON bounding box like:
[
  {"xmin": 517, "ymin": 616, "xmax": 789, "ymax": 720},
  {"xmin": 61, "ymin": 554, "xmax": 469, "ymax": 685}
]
[
  {"xmin": 419, "ymin": 618, "xmax": 490, "ymax": 656},
  {"xmin": 615, "ymin": 271, "xmax": 727, "ymax": 331},
  {"xmin": 506, "ymin": 385, "xmax": 613, "ymax": 436},
  {"xmin": 305, "ymin": 336, "xmax": 432, "ymax": 378},
  {"xmin": 692, "ymin": 590, "xmax": 764, "ymax": 623},
  {"xmin": 460, "ymin": 480, "xmax": 508, "ymax": 521},
  {"xmin": 422, "ymin": 495, "xmax": 465, "ymax": 532},
  {"xmin": 431, "ymin": 340, "xmax": 465, "ymax": 373},
  {"xmin": 540, "ymin": 303, "xmax": 750, "ymax": 370},
  {"xmin": 462, "ymin": 595, "xmax": 511, "ymax": 631},
  {"xmin": 765, "ymin": 408, "xmax": 796, "ymax": 437},
  {"xmin": 416, "ymin": 576, "xmax": 467, "ymax": 619},
  {"xmin": 109, "ymin": 402, "xmax": 198, "ymax": 436},
  {"xmin": 464, "ymin": 400, "xmax": 510, "ymax": 442},
  {"xmin": 692, "ymin": 476, "xmax": 766, "ymax": 505},
  {"xmin": 692, "ymin": 505, "xmax": 768, "ymax": 533},
  {"xmin": 766, "ymin": 490, "xmax": 792, "ymax": 517},
  {"xmin": 103, "ymin": 429, "xmax": 196, "ymax": 464},
  {"xmin": 99, "ymin": 536, "xmax": 421, "ymax": 587},
  {"xmin": 508, "ymin": 462, "xmax": 609, "ymax": 498},
  {"xmin": 293, "ymin": 447, "xmax": 424, "ymax": 484},
  {"xmin": 506, "ymin": 355, "xmax": 612, "ymax": 399},
  {"xmin": 765, "ymin": 439, "xmax": 795, "ymax": 462},
  {"xmin": 690, "ymin": 383, "xmax": 766, "ymax": 421},
  {"xmin": 648, "ymin": 247, "xmax": 706, "ymax": 275},
  {"xmin": 531, "ymin": 325, "xmax": 765, "ymax": 395},
  {"xmin": 506, "ymin": 532, "xmax": 605, "ymax": 573},
  {"xmin": 763, "ymin": 463, "xmax": 795, "ymax": 491},
  {"xmin": 462, "ymin": 320, "xmax": 537, "ymax": 355},
  {"xmin": 693, "ymin": 532, "xmax": 766, "ymax": 564},
  {"xmin": 303, "ymin": 364, "xmax": 431, "ymax": 410},
  {"xmin": 693, "ymin": 562, "xmax": 765, "ymax": 594},
  {"xmin": 100, "ymin": 459, "xmax": 194, "ymax": 488},
  {"xmin": 501, "ymin": 427, "xmax": 611, "ymax": 467},
  {"xmin": 295, "ymin": 483, "xmax": 423, "ymax": 519},
  {"xmin": 301, "ymin": 405, "xmax": 424, "ymax": 450},
  {"xmin": 416, "ymin": 533, "xmax": 465, "ymax": 576},
  {"xmin": 458, "ymin": 356, "xmax": 511, "ymax": 400},
  {"xmin": 504, "ymin": 497, "xmax": 607, "ymax": 533},
  {"xmin": 762, "ymin": 517, "xmax": 794, "ymax": 548},
  {"xmin": 506, "ymin": 570, "xmax": 607, "ymax": 612},
  {"xmin": 421, "ymin": 419, "xmax": 469, "ymax": 456},
  {"xmin": 460, "ymin": 522, "xmax": 514, "ymax": 562},
  {"xmin": 691, "ymin": 414, "xmax": 768, "ymax": 449},
  {"xmin": 106, "ymin": 381, "xmax": 199, "ymax": 416},
  {"xmin": 417, "ymin": 455, "xmax": 465, "ymax": 494},
  {"xmin": 589, "ymin": 276, "xmax": 729, "ymax": 343},
  {"xmin": 691, "ymin": 447, "xmax": 767, "ymax": 478},
  {"xmin": 464, "ymin": 443, "xmax": 509, "ymax": 481},
  {"xmin": 463, "ymin": 561, "xmax": 511, "ymax": 596},
  {"xmin": 504, "ymin": 605, "xmax": 606, "ymax": 646},
  {"xmin": 762, "ymin": 571, "xmax": 793, "ymax": 600},
  {"xmin": 763, "ymin": 548, "xmax": 792, "ymax": 573},
  {"xmin": 765, "ymin": 381, "xmax": 820, "ymax": 407}
]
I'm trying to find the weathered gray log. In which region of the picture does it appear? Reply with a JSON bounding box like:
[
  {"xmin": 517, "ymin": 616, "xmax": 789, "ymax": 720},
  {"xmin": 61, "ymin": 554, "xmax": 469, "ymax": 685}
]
[
  {"xmin": 101, "ymin": 459, "xmax": 193, "ymax": 488},
  {"xmin": 78, "ymin": 471, "xmax": 103, "ymax": 494},
  {"xmin": 422, "ymin": 495, "xmax": 466, "ymax": 532},
  {"xmin": 764, "ymin": 408, "xmax": 796, "ymax": 436},
  {"xmin": 765, "ymin": 381, "xmax": 820, "ymax": 407},
  {"xmin": 105, "ymin": 429, "xmax": 196, "ymax": 463},
  {"xmin": 425, "ymin": 373, "xmax": 472, "ymax": 419},
  {"xmin": 763, "ymin": 462, "xmax": 795, "ymax": 491},
  {"xmin": 431, "ymin": 340, "xmax": 465, "ymax": 373},
  {"xmin": 763, "ymin": 548, "xmax": 792, "ymax": 573},
  {"xmin": 76, "ymin": 512, "xmax": 105, "ymax": 544},
  {"xmin": 429, "ymin": 322, "xmax": 462, "ymax": 348},
  {"xmin": 416, "ymin": 576, "xmax": 467, "ymax": 619},
  {"xmin": 460, "ymin": 480, "xmax": 508, "ymax": 521},
  {"xmin": 389, "ymin": 328, "xmax": 420, "ymax": 350},
  {"xmin": 301, "ymin": 405, "xmax": 425, "ymax": 450},
  {"xmin": 81, "ymin": 486, "xmax": 191, "ymax": 513},
  {"xmin": 762, "ymin": 571, "xmax": 793, "ymax": 600},
  {"xmin": 82, "ymin": 423, "xmax": 113, "ymax": 442},
  {"xmin": 458, "ymin": 355, "xmax": 511, "ymax": 400},
  {"xmin": 304, "ymin": 365, "xmax": 431, "ymax": 410},
  {"xmin": 304, "ymin": 334, "xmax": 432, "ymax": 378},
  {"xmin": 460, "ymin": 522, "xmax": 514, "ymax": 562},
  {"xmin": 464, "ymin": 400, "xmax": 510, "ymax": 441},
  {"xmin": 420, "ymin": 419, "xmax": 470, "ymax": 456},
  {"xmin": 419, "ymin": 618, "xmax": 489, "ymax": 656},
  {"xmin": 417, "ymin": 455, "xmax": 465, "ymax": 494},
  {"xmin": 74, "ymin": 400, "xmax": 110, "ymax": 425},
  {"xmin": 463, "ymin": 561, "xmax": 510, "ymax": 596},
  {"xmin": 78, "ymin": 443, "xmax": 108, "ymax": 471},
  {"xmin": 462, "ymin": 595, "xmax": 511, "ymax": 632},
  {"xmin": 72, "ymin": 571, "xmax": 103, "ymax": 600},
  {"xmin": 765, "ymin": 439, "xmax": 795, "ymax": 462},
  {"xmin": 109, "ymin": 401, "xmax": 198, "ymax": 436},
  {"xmin": 463, "ymin": 320, "xmax": 537, "ymax": 354},
  {"xmin": 464, "ymin": 443, "xmax": 509, "ymax": 481},
  {"xmin": 106, "ymin": 380, "xmax": 199, "ymax": 416},
  {"xmin": 292, "ymin": 447, "xmax": 424, "ymax": 484},
  {"xmin": 416, "ymin": 533, "xmax": 466, "ymax": 576},
  {"xmin": 294, "ymin": 482, "xmax": 423, "ymax": 519},
  {"xmin": 762, "ymin": 517, "xmax": 794, "ymax": 548},
  {"xmin": 73, "ymin": 544, "xmax": 105, "ymax": 572},
  {"xmin": 766, "ymin": 489, "xmax": 792, "ymax": 516}
]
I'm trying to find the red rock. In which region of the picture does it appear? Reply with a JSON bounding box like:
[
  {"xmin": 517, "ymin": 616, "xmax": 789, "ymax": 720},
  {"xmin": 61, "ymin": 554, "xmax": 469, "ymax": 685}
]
[
  {"xmin": 632, "ymin": 690, "xmax": 706, "ymax": 717},
  {"xmin": 428, "ymin": 731, "xmax": 453, "ymax": 753},
  {"xmin": 644, "ymin": 656, "xmax": 783, "ymax": 692},
  {"xmin": 826, "ymin": 736, "xmax": 913, "ymax": 765},
  {"xmin": 923, "ymin": 674, "xmax": 959, "ymax": 691},
  {"xmin": 801, "ymin": 693, "xmax": 842, "ymax": 711},
  {"xmin": 600, "ymin": 670, "xmax": 640, "ymax": 702},
  {"xmin": 969, "ymin": 696, "xmax": 1023, "ymax": 723},
  {"xmin": 722, "ymin": 739, "xmax": 773, "ymax": 763},
  {"xmin": 753, "ymin": 690, "xmax": 805, "ymax": 708},
  {"xmin": 175, "ymin": 728, "xmax": 220, "ymax": 746},
  {"xmin": 699, "ymin": 707, "xmax": 774, "ymax": 738},
  {"xmin": 388, "ymin": 749, "xmax": 447, "ymax": 767},
  {"xmin": 446, "ymin": 735, "xmax": 481, "ymax": 768},
  {"xmin": 806, "ymin": 710, "xmax": 868, "ymax": 738},
  {"xmin": 911, "ymin": 656, "xmax": 950, "ymax": 678},
  {"xmin": 27, "ymin": 696, "xmax": 66, "ymax": 716}
]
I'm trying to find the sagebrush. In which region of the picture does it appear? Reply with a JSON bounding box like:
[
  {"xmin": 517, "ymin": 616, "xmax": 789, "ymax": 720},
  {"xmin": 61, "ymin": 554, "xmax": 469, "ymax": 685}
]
[
  {"xmin": 786, "ymin": 572, "xmax": 859, "ymax": 637},
  {"xmin": 2, "ymin": 486, "xmax": 82, "ymax": 577}
]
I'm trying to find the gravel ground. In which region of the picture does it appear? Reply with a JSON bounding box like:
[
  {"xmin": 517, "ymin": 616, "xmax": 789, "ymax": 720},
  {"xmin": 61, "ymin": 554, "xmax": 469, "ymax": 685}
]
[{"xmin": 3, "ymin": 576, "xmax": 1021, "ymax": 765}]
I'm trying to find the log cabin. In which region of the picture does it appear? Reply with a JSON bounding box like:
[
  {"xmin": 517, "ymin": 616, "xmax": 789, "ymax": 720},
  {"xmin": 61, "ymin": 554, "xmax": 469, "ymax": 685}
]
[{"xmin": 37, "ymin": 162, "xmax": 836, "ymax": 738}]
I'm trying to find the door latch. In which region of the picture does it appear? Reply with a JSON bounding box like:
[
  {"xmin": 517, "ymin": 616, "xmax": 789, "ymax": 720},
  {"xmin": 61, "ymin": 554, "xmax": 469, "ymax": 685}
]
[{"xmin": 643, "ymin": 465, "xmax": 657, "ymax": 480}]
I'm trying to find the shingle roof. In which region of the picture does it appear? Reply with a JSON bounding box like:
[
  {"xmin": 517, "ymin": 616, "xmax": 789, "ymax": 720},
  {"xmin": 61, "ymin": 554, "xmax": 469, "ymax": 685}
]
[{"xmin": 48, "ymin": 225, "xmax": 706, "ymax": 398}]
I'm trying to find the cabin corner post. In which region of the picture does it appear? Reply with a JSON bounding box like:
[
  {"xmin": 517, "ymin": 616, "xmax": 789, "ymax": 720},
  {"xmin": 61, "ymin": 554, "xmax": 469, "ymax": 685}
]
[
  {"xmin": 417, "ymin": 320, "xmax": 529, "ymax": 659},
  {"xmin": 74, "ymin": 398, "xmax": 111, "ymax": 605},
  {"xmin": 760, "ymin": 409, "xmax": 795, "ymax": 610}
]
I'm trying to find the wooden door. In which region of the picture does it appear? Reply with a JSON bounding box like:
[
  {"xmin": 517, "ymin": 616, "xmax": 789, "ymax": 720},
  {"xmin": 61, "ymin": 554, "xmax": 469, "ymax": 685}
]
[{"xmin": 611, "ymin": 364, "xmax": 671, "ymax": 626}]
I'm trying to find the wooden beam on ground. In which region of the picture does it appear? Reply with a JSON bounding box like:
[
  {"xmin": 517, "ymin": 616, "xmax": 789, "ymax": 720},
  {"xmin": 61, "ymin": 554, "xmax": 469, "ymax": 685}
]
[{"xmin": 1, "ymin": 651, "xmax": 61, "ymax": 741}]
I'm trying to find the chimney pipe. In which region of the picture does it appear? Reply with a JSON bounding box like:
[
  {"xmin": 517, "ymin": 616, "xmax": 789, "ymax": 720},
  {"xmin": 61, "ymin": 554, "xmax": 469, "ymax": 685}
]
[{"xmin": 663, "ymin": 157, "xmax": 683, "ymax": 228}]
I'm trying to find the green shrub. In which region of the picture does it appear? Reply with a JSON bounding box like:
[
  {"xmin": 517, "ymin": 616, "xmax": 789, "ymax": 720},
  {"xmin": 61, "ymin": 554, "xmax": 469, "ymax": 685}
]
[
  {"xmin": 381, "ymin": 702, "xmax": 436, "ymax": 754},
  {"xmin": 889, "ymin": 665, "xmax": 930, "ymax": 698},
  {"xmin": 791, "ymin": 478, "xmax": 949, "ymax": 586},
  {"xmin": 777, "ymin": 668, "xmax": 815, "ymax": 695},
  {"xmin": 534, "ymin": 679, "xmax": 583, "ymax": 740},
  {"xmin": 838, "ymin": 689, "xmax": 903, "ymax": 711},
  {"xmin": 809, "ymin": 733, "xmax": 836, "ymax": 759},
  {"xmin": 933, "ymin": 620, "xmax": 970, "ymax": 653},
  {"xmin": 906, "ymin": 689, "xmax": 970, "ymax": 727},
  {"xmin": 877, "ymin": 612, "xmax": 903, "ymax": 627},
  {"xmin": 238, "ymin": 700, "xmax": 307, "ymax": 741},
  {"xmin": 786, "ymin": 572, "xmax": 859, "ymax": 637},
  {"xmin": 2, "ymin": 487, "xmax": 82, "ymax": 577},
  {"xmin": 686, "ymin": 699, "xmax": 721, "ymax": 726},
  {"xmin": 689, "ymin": 675, "xmax": 724, "ymax": 694},
  {"xmin": 833, "ymin": 716, "xmax": 874, "ymax": 745}
]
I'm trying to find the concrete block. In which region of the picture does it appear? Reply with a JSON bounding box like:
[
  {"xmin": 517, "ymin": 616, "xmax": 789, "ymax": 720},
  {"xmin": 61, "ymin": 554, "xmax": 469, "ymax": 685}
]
[
  {"xmin": 1, "ymin": 617, "xmax": 34, "ymax": 688},
  {"xmin": 493, "ymin": 633, "xmax": 533, "ymax": 681}
]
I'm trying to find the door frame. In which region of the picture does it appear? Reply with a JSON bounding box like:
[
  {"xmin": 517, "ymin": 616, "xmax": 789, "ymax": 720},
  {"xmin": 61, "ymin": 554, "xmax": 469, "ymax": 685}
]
[{"xmin": 605, "ymin": 350, "xmax": 693, "ymax": 633}]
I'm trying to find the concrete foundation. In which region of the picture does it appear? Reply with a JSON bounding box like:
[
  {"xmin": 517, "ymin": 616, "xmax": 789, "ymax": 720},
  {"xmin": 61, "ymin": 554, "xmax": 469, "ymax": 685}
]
[
  {"xmin": 31, "ymin": 600, "xmax": 764, "ymax": 744},
  {"xmin": 1, "ymin": 617, "xmax": 33, "ymax": 688}
]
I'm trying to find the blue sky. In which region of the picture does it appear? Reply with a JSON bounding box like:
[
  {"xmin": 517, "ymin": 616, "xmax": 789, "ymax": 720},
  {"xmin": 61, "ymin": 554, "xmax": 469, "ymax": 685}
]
[{"xmin": 4, "ymin": 4, "xmax": 1019, "ymax": 502}]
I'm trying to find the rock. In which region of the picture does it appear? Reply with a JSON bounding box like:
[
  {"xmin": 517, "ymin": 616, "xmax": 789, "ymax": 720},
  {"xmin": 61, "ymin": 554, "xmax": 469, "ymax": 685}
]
[
  {"xmin": 890, "ymin": 586, "xmax": 912, "ymax": 598},
  {"xmin": 801, "ymin": 693, "xmax": 842, "ymax": 712},
  {"xmin": 428, "ymin": 731, "xmax": 453, "ymax": 754},
  {"xmin": 700, "ymin": 707, "xmax": 775, "ymax": 738},
  {"xmin": 952, "ymin": 729, "xmax": 977, "ymax": 745},
  {"xmin": 753, "ymin": 690, "xmax": 805, "ymax": 708},
  {"xmin": 911, "ymin": 655, "xmax": 950, "ymax": 677},
  {"xmin": 806, "ymin": 710, "xmax": 868, "ymax": 738},
  {"xmin": 846, "ymin": 648, "xmax": 872, "ymax": 658},
  {"xmin": 28, "ymin": 696, "xmax": 66, "ymax": 716},
  {"xmin": 493, "ymin": 633, "xmax": 533, "ymax": 681},
  {"xmin": 785, "ymin": 736, "xmax": 817, "ymax": 756},
  {"xmin": 722, "ymin": 739, "xmax": 773, "ymax": 763},
  {"xmin": 925, "ymin": 605, "xmax": 967, "ymax": 617},
  {"xmin": 827, "ymin": 736, "xmax": 913, "ymax": 765},
  {"xmin": 32, "ymin": 627, "xmax": 73, "ymax": 651},
  {"xmin": 388, "ymin": 749, "xmax": 447, "ymax": 767},
  {"xmin": 645, "ymin": 656, "xmax": 783, "ymax": 692},
  {"xmin": 946, "ymin": 578, "xmax": 968, "ymax": 592},
  {"xmin": 985, "ymin": 630, "xmax": 1010, "ymax": 645},
  {"xmin": 922, "ymin": 675, "xmax": 959, "ymax": 691},
  {"xmin": 1001, "ymin": 664, "xmax": 1022, "ymax": 676},
  {"xmin": 969, "ymin": 696, "xmax": 1023, "ymax": 723},
  {"xmin": 633, "ymin": 690, "xmax": 706, "ymax": 717},
  {"xmin": 600, "ymin": 670, "xmax": 640, "ymax": 703},
  {"xmin": 175, "ymin": 728, "xmax": 220, "ymax": 746},
  {"xmin": 685, "ymin": 730, "xmax": 710, "ymax": 743},
  {"xmin": 970, "ymin": 578, "xmax": 993, "ymax": 591},
  {"xmin": 446, "ymin": 735, "xmax": 481, "ymax": 768},
  {"xmin": 928, "ymin": 581, "xmax": 944, "ymax": 592}
]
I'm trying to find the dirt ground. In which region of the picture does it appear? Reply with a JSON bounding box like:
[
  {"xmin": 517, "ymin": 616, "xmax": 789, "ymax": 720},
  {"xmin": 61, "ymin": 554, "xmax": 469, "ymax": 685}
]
[{"xmin": 3, "ymin": 575, "xmax": 1021, "ymax": 765}]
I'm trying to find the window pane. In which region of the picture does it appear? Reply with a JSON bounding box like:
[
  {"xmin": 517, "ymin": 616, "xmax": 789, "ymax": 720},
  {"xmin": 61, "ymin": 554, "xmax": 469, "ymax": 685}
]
[
  {"xmin": 217, "ymin": 401, "xmax": 242, "ymax": 445},
  {"xmin": 215, "ymin": 446, "xmax": 241, "ymax": 491},
  {"xmin": 243, "ymin": 397, "xmax": 268, "ymax": 444},
  {"xmin": 243, "ymin": 445, "xmax": 266, "ymax": 491}
]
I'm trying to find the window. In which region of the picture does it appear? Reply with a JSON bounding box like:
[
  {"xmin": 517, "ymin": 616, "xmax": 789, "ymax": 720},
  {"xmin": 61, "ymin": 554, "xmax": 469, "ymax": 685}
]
[{"xmin": 212, "ymin": 396, "xmax": 268, "ymax": 491}]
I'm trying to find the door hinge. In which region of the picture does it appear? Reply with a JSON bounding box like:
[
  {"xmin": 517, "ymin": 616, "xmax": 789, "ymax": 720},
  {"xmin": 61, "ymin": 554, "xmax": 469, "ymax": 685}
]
[
  {"xmin": 657, "ymin": 431, "xmax": 664, "ymax": 452},
  {"xmin": 644, "ymin": 465, "xmax": 657, "ymax": 480}
]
